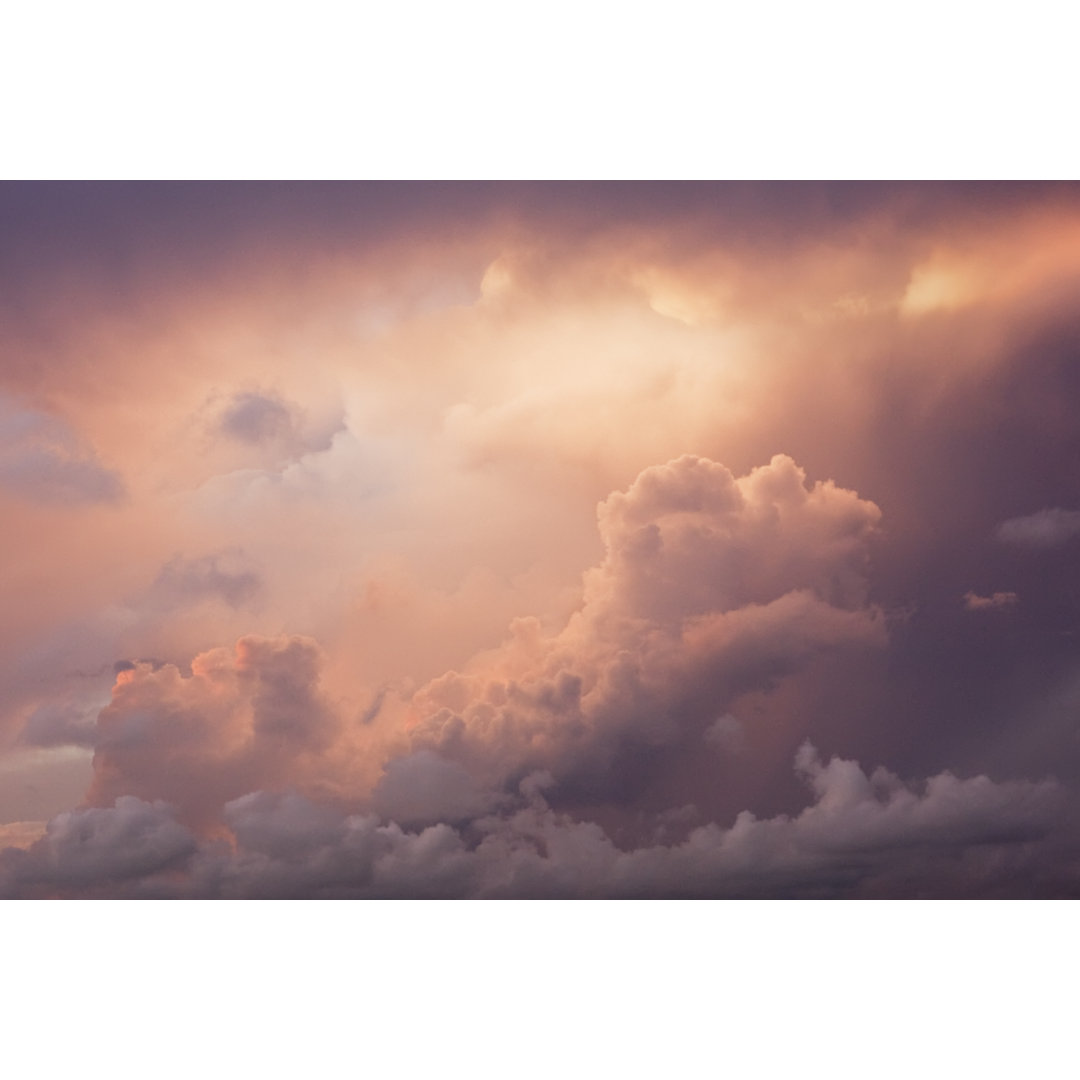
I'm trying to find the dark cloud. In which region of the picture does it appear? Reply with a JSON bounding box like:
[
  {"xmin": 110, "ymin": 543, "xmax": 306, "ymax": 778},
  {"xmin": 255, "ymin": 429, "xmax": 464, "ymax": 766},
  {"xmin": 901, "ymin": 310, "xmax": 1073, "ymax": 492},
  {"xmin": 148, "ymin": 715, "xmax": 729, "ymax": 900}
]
[
  {"xmin": 2, "ymin": 745, "xmax": 1071, "ymax": 898},
  {"xmin": 4, "ymin": 183, "xmax": 1076, "ymax": 282},
  {"xmin": 219, "ymin": 392, "xmax": 295, "ymax": 445},
  {"xmin": 3, "ymin": 182, "xmax": 1077, "ymax": 393},
  {"xmin": 0, "ymin": 796, "xmax": 195, "ymax": 898},
  {"xmin": 210, "ymin": 391, "xmax": 344, "ymax": 471}
]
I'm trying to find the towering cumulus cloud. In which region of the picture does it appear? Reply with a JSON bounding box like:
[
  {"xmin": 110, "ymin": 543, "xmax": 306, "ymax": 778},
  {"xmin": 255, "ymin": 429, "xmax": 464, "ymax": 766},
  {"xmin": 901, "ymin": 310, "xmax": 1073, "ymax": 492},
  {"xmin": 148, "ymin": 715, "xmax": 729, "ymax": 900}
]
[
  {"xmin": 2, "ymin": 451, "xmax": 1073, "ymax": 897},
  {"xmin": 401, "ymin": 454, "xmax": 885, "ymax": 814},
  {"xmin": 86, "ymin": 636, "xmax": 342, "ymax": 828},
  {"xmin": 2, "ymin": 182, "xmax": 1080, "ymax": 896}
]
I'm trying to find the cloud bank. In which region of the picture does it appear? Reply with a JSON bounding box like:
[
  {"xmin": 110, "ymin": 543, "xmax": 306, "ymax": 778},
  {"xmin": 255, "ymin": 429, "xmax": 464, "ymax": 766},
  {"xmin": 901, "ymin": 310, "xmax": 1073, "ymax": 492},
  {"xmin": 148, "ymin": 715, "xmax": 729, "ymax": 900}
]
[{"xmin": 1, "ymin": 744, "xmax": 1067, "ymax": 899}]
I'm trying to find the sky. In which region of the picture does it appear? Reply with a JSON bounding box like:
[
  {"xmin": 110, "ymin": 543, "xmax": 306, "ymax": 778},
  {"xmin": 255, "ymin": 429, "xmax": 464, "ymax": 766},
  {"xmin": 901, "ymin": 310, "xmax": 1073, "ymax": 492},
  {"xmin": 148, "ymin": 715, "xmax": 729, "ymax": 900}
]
[{"xmin": 2, "ymin": 181, "xmax": 1080, "ymax": 898}]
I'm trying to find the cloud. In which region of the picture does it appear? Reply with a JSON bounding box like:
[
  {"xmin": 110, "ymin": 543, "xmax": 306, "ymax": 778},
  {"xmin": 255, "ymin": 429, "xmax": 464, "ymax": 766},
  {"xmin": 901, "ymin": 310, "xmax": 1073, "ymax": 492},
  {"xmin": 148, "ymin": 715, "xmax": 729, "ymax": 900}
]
[
  {"xmin": 212, "ymin": 390, "xmax": 344, "ymax": 466},
  {"xmin": 995, "ymin": 508, "xmax": 1080, "ymax": 548},
  {"xmin": 28, "ymin": 452, "xmax": 886, "ymax": 844},
  {"xmin": 371, "ymin": 750, "xmax": 503, "ymax": 828},
  {"xmin": 405, "ymin": 454, "xmax": 886, "ymax": 803},
  {"xmin": 0, "ymin": 394, "xmax": 123, "ymax": 504},
  {"xmin": 19, "ymin": 703, "xmax": 98, "ymax": 748},
  {"xmin": 219, "ymin": 392, "xmax": 296, "ymax": 445},
  {"xmin": 0, "ymin": 821, "xmax": 46, "ymax": 850},
  {"xmin": 221, "ymin": 745, "xmax": 1070, "ymax": 898},
  {"xmin": 86, "ymin": 635, "xmax": 345, "ymax": 827},
  {"xmin": 963, "ymin": 591, "xmax": 1019, "ymax": 611},
  {"xmin": 704, "ymin": 714, "xmax": 744, "ymax": 752},
  {"xmin": 6, "ymin": 184, "xmax": 1080, "ymax": 897},
  {"xmin": 0, "ymin": 796, "xmax": 195, "ymax": 897},
  {"xmin": 60, "ymin": 453, "xmax": 886, "ymax": 836},
  {"xmin": 463, "ymin": 747, "xmax": 1067, "ymax": 899},
  {"xmin": 2, "ymin": 745, "xmax": 1066, "ymax": 898},
  {"xmin": 590, "ymin": 453, "xmax": 880, "ymax": 620},
  {"xmin": 0, "ymin": 429, "xmax": 1073, "ymax": 897},
  {"xmin": 151, "ymin": 551, "xmax": 261, "ymax": 609}
]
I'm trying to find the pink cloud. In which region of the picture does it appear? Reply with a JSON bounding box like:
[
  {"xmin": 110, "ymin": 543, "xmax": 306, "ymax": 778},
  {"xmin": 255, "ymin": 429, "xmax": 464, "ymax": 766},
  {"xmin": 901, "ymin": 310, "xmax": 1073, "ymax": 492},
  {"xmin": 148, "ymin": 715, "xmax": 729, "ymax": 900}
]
[{"xmin": 963, "ymin": 591, "xmax": 1019, "ymax": 611}]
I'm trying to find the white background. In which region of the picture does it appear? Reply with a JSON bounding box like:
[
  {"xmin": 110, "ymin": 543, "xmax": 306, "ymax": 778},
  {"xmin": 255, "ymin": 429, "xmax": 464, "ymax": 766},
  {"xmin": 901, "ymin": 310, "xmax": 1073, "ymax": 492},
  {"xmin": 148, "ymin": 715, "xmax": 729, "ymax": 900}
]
[
  {"xmin": 5, "ymin": 903, "xmax": 1074, "ymax": 1077},
  {"xmin": 3, "ymin": 1, "xmax": 1076, "ymax": 178}
]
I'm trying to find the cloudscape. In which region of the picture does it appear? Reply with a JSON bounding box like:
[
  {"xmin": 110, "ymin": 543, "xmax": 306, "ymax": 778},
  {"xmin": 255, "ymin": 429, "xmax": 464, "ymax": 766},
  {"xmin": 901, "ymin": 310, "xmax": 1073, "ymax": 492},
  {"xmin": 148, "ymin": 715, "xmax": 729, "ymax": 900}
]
[{"xmin": 2, "ymin": 181, "xmax": 1080, "ymax": 898}]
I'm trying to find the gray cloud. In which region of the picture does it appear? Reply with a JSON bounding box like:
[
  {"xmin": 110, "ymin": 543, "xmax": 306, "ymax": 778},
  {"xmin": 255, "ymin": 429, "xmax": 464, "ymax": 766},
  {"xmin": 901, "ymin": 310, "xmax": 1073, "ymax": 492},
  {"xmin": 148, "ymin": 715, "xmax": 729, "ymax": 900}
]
[
  {"xmin": 703, "ymin": 714, "xmax": 744, "ymax": 752},
  {"xmin": 219, "ymin": 392, "xmax": 295, "ymax": 445},
  {"xmin": 372, "ymin": 750, "xmax": 503, "ymax": 828},
  {"xmin": 0, "ymin": 395, "xmax": 123, "ymax": 504},
  {"xmin": 214, "ymin": 390, "xmax": 343, "ymax": 462},
  {"xmin": 995, "ymin": 508, "xmax": 1080, "ymax": 548},
  {"xmin": 200, "ymin": 747, "xmax": 1075, "ymax": 898},
  {"xmin": 963, "ymin": 591, "xmax": 1019, "ymax": 611},
  {"xmin": 151, "ymin": 550, "xmax": 261, "ymax": 608},
  {"xmin": 0, "ymin": 796, "xmax": 195, "ymax": 897},
  {"xmin": 2, "ymin": 745, "xmax": 1067, "ymax": 898},
  {"xmin": 19, "ymin": 703, "xmax": 98, "ymax": 749}
]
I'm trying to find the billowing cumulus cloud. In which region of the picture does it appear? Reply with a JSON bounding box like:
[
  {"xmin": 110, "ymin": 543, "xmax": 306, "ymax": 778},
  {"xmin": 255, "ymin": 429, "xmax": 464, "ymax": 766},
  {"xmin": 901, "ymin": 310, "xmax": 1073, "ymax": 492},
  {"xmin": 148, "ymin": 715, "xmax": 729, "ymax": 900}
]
[
  {"xmin": 1, "ymin": 745, "xmax": 1069, "ymax": 899},
  {"xmin": 0, "ymin": 796, "xmax": 195, "ymax": 897},
  {"xmin": 86, "ymin": 635, "xmax": 347, "ymax": 827},
  {"xmin": 203, "ymin": 745, "xmax": 1064, "ymax": 899},
  {"xmin": 3, "ymin": 183, "xmax": 1080, "ymax": 897},
  {"xmin": 402, "ymin": 454, "xmax": 886, "ymax": 811},
  {"xmin": 62, "ymin": 453, "xmax": 885, "ymax": 837}
]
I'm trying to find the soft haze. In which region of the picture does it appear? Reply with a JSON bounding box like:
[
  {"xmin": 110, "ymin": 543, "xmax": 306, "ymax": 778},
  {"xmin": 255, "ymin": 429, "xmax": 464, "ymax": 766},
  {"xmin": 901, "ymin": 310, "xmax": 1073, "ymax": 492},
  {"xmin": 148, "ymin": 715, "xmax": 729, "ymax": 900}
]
[{"xmin": 2, "ymin": 182, "xmax": 1079, "ymax": 897}]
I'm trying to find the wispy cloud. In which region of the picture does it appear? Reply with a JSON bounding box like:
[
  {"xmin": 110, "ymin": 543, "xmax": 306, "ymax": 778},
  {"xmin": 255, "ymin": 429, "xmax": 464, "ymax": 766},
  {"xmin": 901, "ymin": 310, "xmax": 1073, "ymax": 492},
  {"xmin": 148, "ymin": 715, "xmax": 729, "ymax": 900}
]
[
  {"xmin": 996, "ymin": 509, "xmax": 1080, "ymax": 548},
  {"xmin": 963, "ymin": 591, "xmax": 1019, "ymax": 611}
]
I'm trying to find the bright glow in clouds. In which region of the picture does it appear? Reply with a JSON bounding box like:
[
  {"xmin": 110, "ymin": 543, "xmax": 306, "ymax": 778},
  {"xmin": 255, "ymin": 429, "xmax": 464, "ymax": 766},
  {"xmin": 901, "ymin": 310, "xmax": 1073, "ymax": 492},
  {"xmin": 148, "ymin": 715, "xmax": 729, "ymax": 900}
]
[{"xmin": 2, "ymin": 182, "xmax": 1080, "ymax": 897}]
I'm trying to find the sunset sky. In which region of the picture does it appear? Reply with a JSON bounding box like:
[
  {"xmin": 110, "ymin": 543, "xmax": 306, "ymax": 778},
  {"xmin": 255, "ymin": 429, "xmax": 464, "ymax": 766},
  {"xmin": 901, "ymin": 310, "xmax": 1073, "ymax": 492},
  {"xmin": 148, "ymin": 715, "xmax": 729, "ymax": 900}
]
[{"xmin": 3, "ymin": 181, "xmax": 1080, "ymax": 897}]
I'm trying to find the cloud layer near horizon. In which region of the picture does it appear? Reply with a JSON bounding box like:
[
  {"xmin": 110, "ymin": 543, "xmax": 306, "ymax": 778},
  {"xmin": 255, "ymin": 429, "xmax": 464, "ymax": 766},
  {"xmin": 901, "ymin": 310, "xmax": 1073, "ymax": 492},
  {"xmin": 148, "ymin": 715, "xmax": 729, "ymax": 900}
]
[{"xmin": 3, "ymin": 182, "xmax": 1080, "ymax": 897}]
